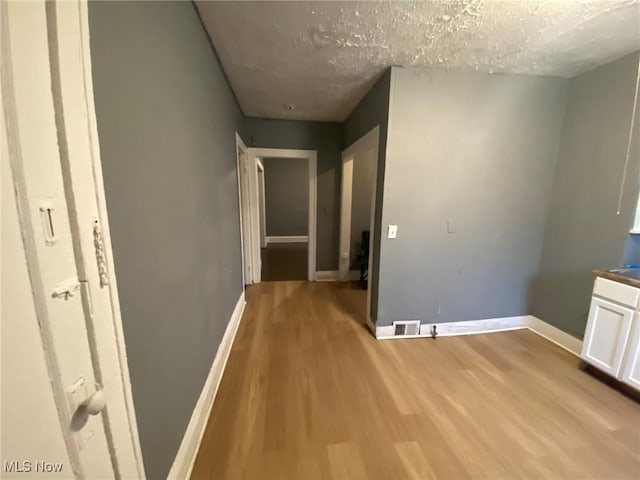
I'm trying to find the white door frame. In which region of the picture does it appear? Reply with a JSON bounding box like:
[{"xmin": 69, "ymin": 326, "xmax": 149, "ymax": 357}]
[
  {"xmin": 257, "ymin": 160, "xmax": 267, "ymax": 249},
  {"xmin": 2, "ymin": 0, "xmax": 144, "ymax": 477},
  {"xmin": 244, "ymin": 148, "xmax": 317, "ymax": 283},
  {"xmin": 340, "ymin": 126, "xmax": 380, "ymax": 323},
  {"xmin": 235, "ymin": 133, "xmax": 250, "ymax": 286}
]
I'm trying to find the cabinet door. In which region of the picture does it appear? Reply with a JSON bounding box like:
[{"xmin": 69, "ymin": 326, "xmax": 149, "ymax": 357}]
[
  {"xmin": 621, "ymin": 314, "xmax": 640, "ymax": 390},
  {"xmin": 581, "ymin": 297, "xmax": 634, "ymax": 377}
]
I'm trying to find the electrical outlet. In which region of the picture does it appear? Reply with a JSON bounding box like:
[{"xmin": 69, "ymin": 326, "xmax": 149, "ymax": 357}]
[{"xmin": 388, "ymin": 225, "xmax": 398, "ymax": 239}]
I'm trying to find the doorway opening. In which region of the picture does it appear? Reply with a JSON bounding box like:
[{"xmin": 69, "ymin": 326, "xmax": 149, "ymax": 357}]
[
  {"xmin": 260, "ymin": 156, "xmax": 310, "ymax": 281},
  {"xmin": 237, "ymin": 145, "xmax": 317, "ymax": 284},
  {"xmin": 339, "ymin": 126, "xmax": 380, "ymax": 325}
]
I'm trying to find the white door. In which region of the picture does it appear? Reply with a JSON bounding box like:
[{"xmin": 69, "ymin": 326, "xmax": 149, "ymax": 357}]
[
  {"xmin": 621, "ymin": 314, "xmax": 640, "ymax": 390},
  {"xmin": 339, "ymin": 155, "xmax": 355, "ymax": 282},
  {"xmin": 339, "ymin": 127, "xmax": 379, "ymax": 324},
  {"xmin": 237, "ymin": 143, "xmax": 254, "ymax": 284},
  {"xmin": 339, "ymin": 146, "xmax": 377, "ymax": 282},
  {"xmin": 581, "ymin": 297, "xmax": 634, "ymax": 377},
  {"xmin": 2, "ymin": 1, "xmax": 143, "ymax": 477},
  {"xmin": 251, "ymin": 162, "xmax": 263, "ymax": 280},
  {"xmin": 258, "ymin": 166, "xmax": 267, "ymax": 249}
]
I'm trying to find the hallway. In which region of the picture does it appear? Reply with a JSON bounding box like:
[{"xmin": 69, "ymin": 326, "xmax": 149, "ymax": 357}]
[{"xmin": 191, "ymin": 281, "xmax": 640, "ymax": 480}]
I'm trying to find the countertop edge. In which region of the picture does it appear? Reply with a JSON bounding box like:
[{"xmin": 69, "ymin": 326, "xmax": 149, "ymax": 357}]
[{"xmin": 592, "ymin": 269, "xmax": 640, "ymax": 288}]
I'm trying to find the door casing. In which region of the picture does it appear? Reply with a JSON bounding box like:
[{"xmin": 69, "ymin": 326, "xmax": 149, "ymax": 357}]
[
  {"xmin": 239, "ymin": 148, "xmax": 317, "ymax": 283},
  {"xmin": 340, "ymin": 126, "xmax": 380, "ymax": 324}
]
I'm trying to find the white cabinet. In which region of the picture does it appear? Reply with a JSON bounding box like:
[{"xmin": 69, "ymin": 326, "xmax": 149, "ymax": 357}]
[
  {"xmin": 581, "ymin": 277, "xmax": 640, "ymax": 390},
  {"xmin": 621, "ymin": 314, "xmax": 640, "ymax": 389},
  {"xmin": 581, "ymin": 298, "xmax": 634, "ymax": 377}
]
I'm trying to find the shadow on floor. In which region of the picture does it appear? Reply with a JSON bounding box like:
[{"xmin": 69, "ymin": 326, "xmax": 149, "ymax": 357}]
[{"xmin": 261, "ymin": 242, "xmax": 307, "ymax": 281}]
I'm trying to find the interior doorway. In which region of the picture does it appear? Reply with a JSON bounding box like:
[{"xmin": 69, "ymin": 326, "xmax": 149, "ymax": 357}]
[
  {"xmin": 238, "ymin": 147, "xmax": 317, "ymax": 284},
  {"xmin": 339, "ymin": 126, "xmax": 380, "ymax": 324},
  {"xmin": 260, "ymin": 156, "xmax": 310, "ymax": 281}
]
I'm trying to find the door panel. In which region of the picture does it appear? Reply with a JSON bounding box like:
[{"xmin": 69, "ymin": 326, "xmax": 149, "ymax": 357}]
[
  {"xmin": 621, "ymin": 314, "xmax": 640, "ymax": 390},
  {"xmin": 3, "ymin": 1, "xmax": 134, "ymax": 477},
  {"xmin": 47, "ymin": 1, "xmax": 144, "ymax": 476},
  {"xmin": 238, "ymin": 147, "xmax": 253, "ymax": 284},
  {"xmin": 2, "ymin": 89, "xmax": 73, "ymax": 479},
  {"xmin": 581, "ymin": 297, "xmax": 633, "ymax": 377},
  {"xmin": 339, "ymin": 157, "xmax": 354, "ymax": 282}
]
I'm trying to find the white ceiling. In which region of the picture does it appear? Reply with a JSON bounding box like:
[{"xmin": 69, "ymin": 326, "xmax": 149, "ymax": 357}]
[{"xmin": 196, "ymin": 1, "xmax": 640, "ymax": 122}]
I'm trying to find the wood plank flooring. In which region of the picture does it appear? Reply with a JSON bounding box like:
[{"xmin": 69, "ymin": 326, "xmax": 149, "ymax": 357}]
[
  {"xmin": 191, "ymin": 281, "xmax": 640, "ymax": 479},
  {"xmin": 261, "ymin": 243, "xmax": 307, "ymax": 281}
]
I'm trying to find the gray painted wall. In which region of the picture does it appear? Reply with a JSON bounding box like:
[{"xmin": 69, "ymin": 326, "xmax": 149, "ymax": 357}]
[
  {"xmin": 350, "ymin": 147, "xmax": 376, "ymax": 264},
  {"xmin": 533, "ymin": 52, "xmax": 640, "ymax": 339},
  {"xmin": 377, "ymin": 67, "xmax": 569, "ymax": 326},
  {"xmin": 263, "ymin": 157, "xmax": 309, "ymax": 236},
  {"xmin": 244, "ymin": 118, "xmax": 342, "ymax": 270},
  {"xmin": 89, "ymin": 2, "xmax": 243, "ymax": 478},
  {"xmin": 342, "ymin": 70, "xmax": 392, "ymax": 319}
]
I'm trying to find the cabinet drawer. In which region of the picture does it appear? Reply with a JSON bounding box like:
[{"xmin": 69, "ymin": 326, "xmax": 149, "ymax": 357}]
[{"xmin": 593, "ymin": 277, "xmax": 640, "ymax": 308}]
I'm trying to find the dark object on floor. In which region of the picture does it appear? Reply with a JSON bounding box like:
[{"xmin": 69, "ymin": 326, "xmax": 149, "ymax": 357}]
[{"xmin": 356, "ymin": 230, "xmax": 369, "ymax": 290}]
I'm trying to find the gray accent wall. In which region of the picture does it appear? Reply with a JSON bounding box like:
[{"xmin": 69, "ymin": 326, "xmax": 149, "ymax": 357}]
[
  {"xmin": 350, "ymin": 147, "xmax": 376, "ymax": 264},
  {"xmin": 263, "ymin": 157, "xmax": 309, "ymax": 236},
  {"xmin": 377, "ymin": 67, "xmax": 569, "ymax": 326},
  {"xmin": 533, "ymin": 52, "xmax": 640, "ymax": 339},
  {"xmin": 343, "ymin": 70, "xmax": 392, "ymax": 320},
  {"xmin": 244, "ymin": 118, "xmax": 342, "ymax": 270},
  {"xmin": 88, "ymin": 2, "xmax": 243, "ymax": 478}
]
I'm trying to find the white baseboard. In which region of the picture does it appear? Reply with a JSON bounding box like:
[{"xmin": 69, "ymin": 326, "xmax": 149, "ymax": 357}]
[
  {"xmin": 167, "ymin": 291, "xmax": 246, "ymax": 480},
  {"xmin": 371, "ymin": 314, "xmax": 583, "ymax": 356},
  {"xmin": 375, "ymin": 316, "xmax": 529, "ymax": 339},
  {"xmin": 315, "ymin": 270, "xmax": 338, "ymax": 281},
  {"xmin": 527, "ymin": 315, "xmax": 583, "ymax": 356},
  {"xmin": 266, "ymin": 235, "xmax": 308, "ymax": 244},
  {"xmin": 314, "ymin": 270, "xmax": 360, "ymax": 282}
]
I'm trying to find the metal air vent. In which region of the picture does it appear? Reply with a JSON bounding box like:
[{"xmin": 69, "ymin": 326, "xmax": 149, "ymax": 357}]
[{"xmin": 392, "ymin": 320, "xmax": 420, "ymax": 336}]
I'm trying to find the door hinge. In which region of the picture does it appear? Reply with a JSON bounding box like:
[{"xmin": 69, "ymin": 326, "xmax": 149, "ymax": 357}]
[{"xmin": 93, "ymin": 220, "xmax": 109, "ymax": 287}]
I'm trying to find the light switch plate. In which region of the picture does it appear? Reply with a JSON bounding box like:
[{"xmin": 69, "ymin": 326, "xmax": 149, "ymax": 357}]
[{"xmin": 388, "ymin": 225, "xmax": 398, "ymax": 239}]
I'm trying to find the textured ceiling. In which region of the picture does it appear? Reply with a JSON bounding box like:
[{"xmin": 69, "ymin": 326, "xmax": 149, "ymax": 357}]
[{"xmin": 196, "ymin": 1, "xmax": 640, "ymax": 122}]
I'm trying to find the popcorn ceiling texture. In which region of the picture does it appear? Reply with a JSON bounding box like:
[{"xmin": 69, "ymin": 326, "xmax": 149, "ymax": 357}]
[{"xmin": 196, "ymin": 0, "xmax": 640, "ymax": 121}]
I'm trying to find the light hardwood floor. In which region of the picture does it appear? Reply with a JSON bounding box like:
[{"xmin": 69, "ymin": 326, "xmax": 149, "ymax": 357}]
[{"xmin": 191, "ymin": 281, "xmax": 640, "ymax": 479}]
